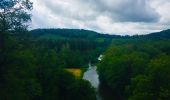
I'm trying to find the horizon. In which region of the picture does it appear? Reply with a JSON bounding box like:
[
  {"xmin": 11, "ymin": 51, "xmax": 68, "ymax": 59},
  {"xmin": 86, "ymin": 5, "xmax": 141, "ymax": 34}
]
[
  {"xmin": 30, "ymin": 0, "xmax": 170, "ymax": 35},
  {"xmin": 30, "ymin": 27, "xmax": 166, "ymax": 36}
]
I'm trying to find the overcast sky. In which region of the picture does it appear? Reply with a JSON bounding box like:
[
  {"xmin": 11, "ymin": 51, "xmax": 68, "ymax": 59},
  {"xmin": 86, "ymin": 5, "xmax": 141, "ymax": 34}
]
[{"xmin": 30, "ymin": 0, "xmax": 170, "ymax": 35}]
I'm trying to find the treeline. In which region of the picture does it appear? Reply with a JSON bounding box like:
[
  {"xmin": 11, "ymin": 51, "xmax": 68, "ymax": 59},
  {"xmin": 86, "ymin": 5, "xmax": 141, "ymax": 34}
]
[
  {"xmin": 30, "ymin": 29, "xmax": 122, "ymax": 39},
  {"xmin": 136, "ymin": 29, "xmax": 170, "ymax": 39},
  {"xmin": 98, "ymin": 39, "xmax": 170, "ymax": 100},
  {"xmin": 29, "ymin": 29, "xmax": 114, "ymax": 67},
  {"xmin": 28, "ymin": 28, "xmax": 170, "ymax": 68},
  {"xmin": 31, "ymin": 28, "xmax": 170, "ymax": 40}
]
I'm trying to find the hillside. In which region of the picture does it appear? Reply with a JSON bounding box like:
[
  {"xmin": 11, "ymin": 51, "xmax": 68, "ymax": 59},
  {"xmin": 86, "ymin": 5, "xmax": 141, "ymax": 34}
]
[
  {"xmin": 144, "ymin": 29, "xmax": 170, "ymax": 39},
  {"xmin": 30, "ymin": 28, "xmax": 170, "ymax": 40},
  {"xmin": 131, "ymin": 29, "xmax": 170, "ymax": 39},
  {"xmin": 30, "ymin": 29, "xmax": 123, "ymax": 40}
]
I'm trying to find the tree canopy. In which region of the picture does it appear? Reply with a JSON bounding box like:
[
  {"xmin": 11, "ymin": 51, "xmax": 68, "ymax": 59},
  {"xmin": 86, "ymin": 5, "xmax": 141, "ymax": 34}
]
[{"xmin": 0, "ymin": 0, "xmax": 32, "ymax": 32}]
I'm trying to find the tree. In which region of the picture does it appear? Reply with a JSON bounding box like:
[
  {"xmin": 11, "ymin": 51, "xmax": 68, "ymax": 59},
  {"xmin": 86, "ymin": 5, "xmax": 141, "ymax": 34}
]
[
  {"xmin": 0, "ymin": 0, "xmax": 32, "ymax": 32},
  {"xmin": 0, "ymin": 0, "xmax": 32, "ymax": 50},
  {"xmin": 127, "ymin": 54, "xmax": 170, "ymax": 100}
]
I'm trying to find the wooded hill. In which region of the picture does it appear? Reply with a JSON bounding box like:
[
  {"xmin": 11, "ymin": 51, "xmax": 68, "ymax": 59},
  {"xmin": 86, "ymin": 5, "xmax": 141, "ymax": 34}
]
[{"xmin": 30, "ymin": 28, "xmax": 170, "ymax": 39}]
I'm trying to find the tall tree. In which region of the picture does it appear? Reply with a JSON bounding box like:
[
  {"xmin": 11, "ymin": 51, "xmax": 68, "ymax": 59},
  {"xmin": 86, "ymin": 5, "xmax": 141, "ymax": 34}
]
[
  {"xmin": 0, "ymin": 0, "xmax": 32, "ymax": 50},
  {"xmin": 0, "ymin": 0, "xmax": 32, "ymax": 32}
]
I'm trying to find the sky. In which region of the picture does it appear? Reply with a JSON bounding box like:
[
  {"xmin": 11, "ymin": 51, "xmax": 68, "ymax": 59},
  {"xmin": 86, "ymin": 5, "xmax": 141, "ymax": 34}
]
[{"xmin": 30, "ymin": 0, "xmax": 170, "ymax": 35}]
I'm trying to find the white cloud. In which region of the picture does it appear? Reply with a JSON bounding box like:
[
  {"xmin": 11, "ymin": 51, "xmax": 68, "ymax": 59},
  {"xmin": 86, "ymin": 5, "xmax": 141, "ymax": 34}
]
[
  {"xmin": 152, "ymin": 0, "xmax": 170, "ymax": 24},
  {"xmin": 30, "ymin": 0, "xmax": 170, "ymax": 35}
]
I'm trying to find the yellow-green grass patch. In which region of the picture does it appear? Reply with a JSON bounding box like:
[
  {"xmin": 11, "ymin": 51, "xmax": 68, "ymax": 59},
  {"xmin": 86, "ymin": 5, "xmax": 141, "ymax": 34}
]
[{"xmin": 65, "ymin": 68, "xmax": 81, "ymax": 78}]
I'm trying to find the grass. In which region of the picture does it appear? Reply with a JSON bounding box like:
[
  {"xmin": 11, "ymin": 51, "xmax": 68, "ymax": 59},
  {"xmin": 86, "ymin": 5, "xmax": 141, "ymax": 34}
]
[{"xmin": 65, "ymin": 68, "xmax": 82, "ymax": 78}]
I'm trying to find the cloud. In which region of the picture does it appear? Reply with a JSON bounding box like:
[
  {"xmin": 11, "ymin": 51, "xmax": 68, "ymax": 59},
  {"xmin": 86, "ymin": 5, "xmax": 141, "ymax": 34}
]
[
  {"xmin": 83, "ymin": 0, "xmax": 160, "ymax": 22},
  {"xmin": 41, "ymin": 0, "xmax": 98, "ymax": 21},
  {"xmin": 151, "ymin": 0, "xmax": 170, "ymax": 24},
  {"xmin": 30, "ymin": 0, "xmax": 170, "ymax": 35}
]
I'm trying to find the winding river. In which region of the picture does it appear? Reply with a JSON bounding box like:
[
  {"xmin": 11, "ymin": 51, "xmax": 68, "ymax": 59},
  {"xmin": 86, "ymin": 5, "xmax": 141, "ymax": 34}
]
[
  {"xmin": 83, "ymin": 63, "xmax": 121, "ymax": 100},
  {"xmin": 83, "ymin": 63, "xmax": 101, "ymax": 100}
]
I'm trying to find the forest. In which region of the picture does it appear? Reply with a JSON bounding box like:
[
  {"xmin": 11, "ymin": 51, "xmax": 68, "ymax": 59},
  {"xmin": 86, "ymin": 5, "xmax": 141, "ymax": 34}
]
[
  {"xmin": 1, "ymin": 0, "xmax": 170, "ymax": 100},
  {"xmin": 98, "ymin": 37, "xmax": 170, "ymax": 100}
]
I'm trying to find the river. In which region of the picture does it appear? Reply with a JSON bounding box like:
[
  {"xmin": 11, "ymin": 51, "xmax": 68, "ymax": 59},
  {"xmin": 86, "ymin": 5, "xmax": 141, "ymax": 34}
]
[
  {"xmin": 83, "ymin": 63, "xmax": 101, "ymax": 100},
  {"xmin": 83, "ymin": 63, "xmax": 122, "ymax": 100}
]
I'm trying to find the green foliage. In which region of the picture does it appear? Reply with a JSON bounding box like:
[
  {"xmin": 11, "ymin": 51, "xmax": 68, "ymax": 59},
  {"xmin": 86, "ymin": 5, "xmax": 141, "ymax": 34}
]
[
  {"xmin": 127, "ymin": 75, "xmax": 154, "ymax": 100},
  {"xmin": 29, "ymin": 29, "xmax": 112, "ymax": 67},
  {"xmin": 0, "ymin": 38, "xmax": 97, "ymax": 100},
  {"xmin": 0, "ymin": 0, "xmax": 32, "ymax": 32},
  {"xmin": 127, "ymin": 54, "xmax": 170, "ymax": 100},
  {"xmin": 1, "ymin": 27, "xmax": 170, "ymax": 100},
  {"xmin": 98, "ymin": 47, "xmax": 148, "ymax": 94},
  {"xmin": 98, "ymin": 39, "xmax": 170, "ymax": 99},
  {"xmin": 0, "ymin": 48, "xmax": 41, "ymax": 100},
  {"xmin": 0, "ymin": 32, "xmax": 97, "ymax": 100},
  {"xmin": 39, "ymin": 69, "xmax": 96, "ymax": 100}
]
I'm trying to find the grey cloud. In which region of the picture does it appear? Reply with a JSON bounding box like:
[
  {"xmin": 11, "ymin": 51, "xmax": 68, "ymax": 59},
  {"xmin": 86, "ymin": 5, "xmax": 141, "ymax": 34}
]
[
  {"xmin": 88, "ymin": 0, "xmax": 160, "ymax": 22},
  {"xmin": 35, "ymin": 0, "xmax": 160, "ymax": 23},
  {"xmin": 31, "ymin": 0, "xmax": 170, "ymax": 35},
  {"xmin": 41, "ymin": 0, "xmax": 98, "ymax": 21}
]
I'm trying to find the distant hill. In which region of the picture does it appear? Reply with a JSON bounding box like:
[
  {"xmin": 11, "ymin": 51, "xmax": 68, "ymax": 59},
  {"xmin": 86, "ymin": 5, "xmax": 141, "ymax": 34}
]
[
  {"xmin": 143, "ymin": 29, "xmax": 170, "ymax": 39},
  {"xmin": 30, "ymin": 29, "xmax": 121, "ymax": 39},
  {"xmin": 132, "ymin": 29, "xmax": 170, "ymax": 39},
  {"xmin": 30, "ymin": 28, "xmax": 170, "ymax": 40}
]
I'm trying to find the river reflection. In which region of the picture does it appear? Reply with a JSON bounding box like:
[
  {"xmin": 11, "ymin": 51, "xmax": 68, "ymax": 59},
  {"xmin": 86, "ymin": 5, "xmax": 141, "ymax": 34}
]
[
  {"xmin": 83, "ymin": 65, "xmax": 99, "ymax": 88},
  {"xmin": 83, "ymin": 64, "xmax": 102, "ymax": 100},
  {"xmin": 83, "ymin": 64, "xmax": 122, "ymax": 100}
]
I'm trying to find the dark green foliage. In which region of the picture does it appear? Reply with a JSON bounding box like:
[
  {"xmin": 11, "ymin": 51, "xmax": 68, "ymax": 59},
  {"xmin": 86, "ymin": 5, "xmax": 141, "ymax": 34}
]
[
  {"xmin": 29, "ymin": 29, "xmax": 113, "ymax": 67},
  {"xmin": 30, "ymin": 29, "xmax": 122, "ymax": 39},
  {"xmin": 38, "ymin": 69, "xmax": 96, "ymax": 100},
  {"xmin": 98, "ymin": 45, "xmax": 149, "ymax": 95},
  {"xmin": 127, "ymin": 54, "xmax": 170, "ymax": 100},
  {"xmin": 0, "ymin": 1, "xmax": 97, "ymax": 99},
  {"xmin": 98, "ymin": 39, "xmax": 170, "ymax": 100},
  {"xmin": 29, "ymin": 28, "xmax": 170, "ymax": 68},
  {"xmin": 0, "ymin": 36, "xmax": 97, "ymax": 100},
  {"xmin": 0, "ymin": 42, "xmax": 41, "ymax": 100},
  {"xmin": 139, "ymin": 29, "xmax": 170, "ymax": 39},
  {"xmin": 1, "ymin": 27, "xmax": 170, "ymax": 100}
]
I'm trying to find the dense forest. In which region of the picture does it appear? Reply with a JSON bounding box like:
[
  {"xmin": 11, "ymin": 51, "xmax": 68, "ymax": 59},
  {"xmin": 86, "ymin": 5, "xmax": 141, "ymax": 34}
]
[
  {"xmin": 29, "ymin": 29, "xmax": 114, "ymax": 67},
  {"xmin": 98, "ymin": 35, "xmax": 170, "ymax": 100},
  {"xmin": 0, "ymin": 0, "xmax": 97, "ymax": 100},
  {"xmin": 1, "ymin": 28, "xmax": 170, "ymax": 100},
  {"xmin": 1, "ymin": 0, "xmax": 170, "ymax": 100}
]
